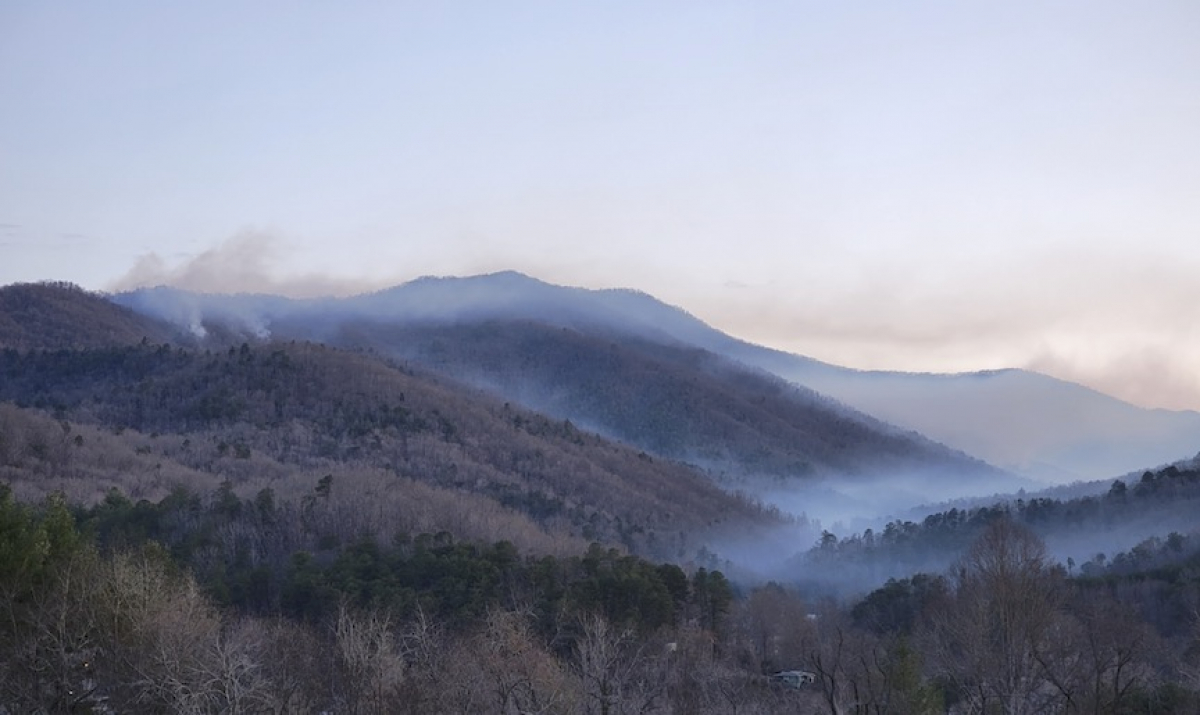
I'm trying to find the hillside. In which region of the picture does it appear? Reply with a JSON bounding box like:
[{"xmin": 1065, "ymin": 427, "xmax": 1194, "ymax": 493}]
[
  {"xmin": 283, "ymin": 319, "xmax": 1014, "ymax": 497},
  {"xmin": 793, "ymin": 454, "xmax": 1200, "ymax": 595},
  {"xmin": 5, "ymin": 281, "xmax": 1200, "ymax": 713},
  {"xmin": 740, "ymin": 357, "xmax": 1200, "ymax": 483},
  {"xmin": 0, "ymin": 340, "xmax": 785, "ymax": 561},
  {"xmin": 0, "ymin": 281, "xmax": 180, "ymax": 349},
  {"xmin": 111, "ymin": 280, "xmax": 1019, "ymax": 503},
  {"xmin": 113, "ymin": 272, "xmax": 1200, "ymax": 482}
]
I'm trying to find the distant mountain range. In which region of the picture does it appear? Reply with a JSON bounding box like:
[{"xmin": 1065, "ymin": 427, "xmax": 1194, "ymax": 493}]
[
  {"xmin": 112, "ymin": 272, "xmax": 1200, "ymax": 484},
  {"xmin": 0, "ymin": 281, "xmax": 787, "ymax": 563},
  {"xmin": 3, "ymin": 274, "xmax": 1199, "ymax": 576},
  {"xmin": 110, "ymin": 276, "xmax": 1023, "ymax": 504}
]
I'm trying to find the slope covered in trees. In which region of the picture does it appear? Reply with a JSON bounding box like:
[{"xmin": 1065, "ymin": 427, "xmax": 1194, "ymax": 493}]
[
  {"xmin": 115, "ymin": 281, "xmax": 1017, "ymax": 498},
  {"xmin": 1, "ymin": 485, "xmax": 759, "ymax": 713},
  {"xmin": 4, "ymin": 279, "xmax": 1199, "ymax": 712},
  {"xmin": 0, "ymin": 281, "xmax": 180, "ymax": 350},
  {"xmin": 114, "ymin": 272, "xmax": 1200, "ymax": 483},
  {"xmin": 0, "ymin": 340, "xmax": 783, "ymax": 561},
  {"xmin": 287, "ymin": 319, "xmax": 1014, "ymax": 494},
  {"xmin": 793, "ymin": 457, "xmax": 1200, "ymax": 595},
  {"xmin": 5, "ymin": 485, "xmax": 1198, "ymax": 714}
]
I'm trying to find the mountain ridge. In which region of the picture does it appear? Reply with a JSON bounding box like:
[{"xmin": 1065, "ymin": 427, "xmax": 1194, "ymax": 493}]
[
  {"xmin": 108, "ymin": 277, "xmax": 1021, "ymax": 502},
  {"xmin": 110, "ymin": 271, "xmax": 1200, "ymax": 482}
]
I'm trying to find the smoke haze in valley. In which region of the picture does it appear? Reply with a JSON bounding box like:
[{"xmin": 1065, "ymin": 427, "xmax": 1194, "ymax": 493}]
[{"xmin": 105, "ymin": 232, "xmax": 1200, "ymax": 414}]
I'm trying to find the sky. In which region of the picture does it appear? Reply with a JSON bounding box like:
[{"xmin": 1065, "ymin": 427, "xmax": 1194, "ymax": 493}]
[{"xmin": 2, "ymin": 1, "xmax": 1199, "ymax": 411}]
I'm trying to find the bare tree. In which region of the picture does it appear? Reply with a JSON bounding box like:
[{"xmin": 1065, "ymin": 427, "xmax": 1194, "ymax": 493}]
[
  {"xmin": 95, "ymin": 546, "xmax": 272, "ymax": 713},
  {"xmin": 468, "ymin": 607, "xmax": 576, "ymax": 715},
  {"xmin": 251, "ymin": 616, "xmax": 328, "ymax": 714},
  {"xmin": 1183, "ymin": 609, "xmax": 1200, "ymax": 696},
  {"xmin": 332, "ymin": 602, "xmax": 407, "ymax": 715},
  {"xmin": 923, "ymin": 519, "xmax": 1065, "ymax": 715},
  {"xmin": 574, "ymin": 611, "xmax": 670, "ymax": 715},
  {"xmin": 736, "ymin": 583, "xmax": 810, "ymax": 675}
]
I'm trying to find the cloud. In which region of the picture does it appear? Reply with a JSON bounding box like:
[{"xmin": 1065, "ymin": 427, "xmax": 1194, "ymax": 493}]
[
  {"xmin": 682, "ymin": 247, "xmax": 1200, "ymax": 410},
  {"xmin": 1027, "ymin": 346, "xmax": 1200, "ymax": 413}
]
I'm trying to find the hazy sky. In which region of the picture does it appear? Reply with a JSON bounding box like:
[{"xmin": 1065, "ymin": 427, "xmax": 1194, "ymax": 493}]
[{"xmin": 3, "ymin": 2, "xmax": 1199, "ymax": 411}]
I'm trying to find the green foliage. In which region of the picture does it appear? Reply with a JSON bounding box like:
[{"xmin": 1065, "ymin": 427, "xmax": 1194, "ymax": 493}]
[
  {"xmin": 852, "ymin": 573, "xmax": 948, "ymax": 635},
  {"xmin": 569, "ymin": 544, "xmax": 677, "ymax": 632},
  {"xmin": 75, "ymin": 482, "xmax": 730, "ymax": 641},
  {"xmin": 884, "ymin": 638, "xmax": 944, "ymax": 714},
  {"xmin": 0, "ymin": 486, "xmax": 103, "ymax": 710},
  {"xmin": 0, "ymin": 484, "xmax": 49, "ymax": 595},
  {"xmin": 691, "ymin": 567, "xmax": 734, "ymax": 633}
]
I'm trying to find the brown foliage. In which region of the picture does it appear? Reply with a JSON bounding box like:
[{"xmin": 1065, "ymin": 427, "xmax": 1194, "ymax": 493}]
[{"xmin": 0, "ymin": 281, "xmax": 178, "ymax": 350}]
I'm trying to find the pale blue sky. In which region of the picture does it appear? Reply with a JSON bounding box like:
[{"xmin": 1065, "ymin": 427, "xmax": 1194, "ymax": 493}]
[{"xmin": 2, "ymin": 1, "xmax": 1199, "ymax": 409}]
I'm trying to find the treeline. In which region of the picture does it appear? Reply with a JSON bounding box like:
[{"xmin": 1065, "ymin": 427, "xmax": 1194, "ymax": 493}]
[
  {"xmin": 0, "ymin": 281, "xmax": 178, "ymax": 351},
  {"xmin": 74, "ymin": 482, "xmax": 733, "ymax": 636},
  {"xmin": 834, "ymin": 521, "xmax": 1200, "ymax": 714},
  {"xmin": 794, "ymin": 460, "xmax": 1200, "ymax": 591}
]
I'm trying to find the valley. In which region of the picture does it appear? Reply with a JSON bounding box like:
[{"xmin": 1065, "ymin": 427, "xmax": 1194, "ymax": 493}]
[{"xmin": 1, "ymin": 277, "xmax": 1198, "ymax": 713}]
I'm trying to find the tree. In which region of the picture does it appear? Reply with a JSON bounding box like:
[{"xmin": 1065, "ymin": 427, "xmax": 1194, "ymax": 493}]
[
  {"xmin": 573, "ymin": 611, "xmax": 671, "ymax": 715},
  {"xmin": 737, "ymin": 582, "xmax": 809, "ymax": 674},
  {"xmin": 471, "ymin": 607, "xmax": 574, "ymax": 715},
  {"xmin": 332, "ymin": 602, "xmax": 406, "ymax": 714},
  {"xmin": 1059, "ymin": 591, "xmax": 1161, "ymax": 714},
  {"xmin": 923, "ymin": 519, "xmax": 1065, "ymax": 715},
  {"xmin": 0, "ymin": 490, "xmax": 107, "ymax": 712}
]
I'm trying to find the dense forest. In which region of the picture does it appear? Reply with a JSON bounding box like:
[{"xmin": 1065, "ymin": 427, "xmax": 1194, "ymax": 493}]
[
  {"xmin": 0, "ymin": 340, "xmax": 785, "ymax": 561},
  {"xmin": 1, "ymin": 282, "xmax": 1198, "ymax": 713}
]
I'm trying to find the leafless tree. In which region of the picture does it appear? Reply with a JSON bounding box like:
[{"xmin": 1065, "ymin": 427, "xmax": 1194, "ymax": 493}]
[
  {"xmin": 332, "ymin": 602, "xmax": 407, "ymax": 715},
  {"xmin": 466, "ymin": 607, "xmax": 576, "ymax": 714},
  {"xmin": 923, "ymin": 519, "xmax": 1065, "ymax": 715},
  {"xmin": 574, "ymin": 611, "xmax": 671, "ymax": 715}
]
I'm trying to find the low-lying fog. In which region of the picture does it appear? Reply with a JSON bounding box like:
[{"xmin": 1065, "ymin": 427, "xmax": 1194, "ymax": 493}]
[{"xmin": 707, "ymin": 465, "xmax": 1199, "ymax": 599}]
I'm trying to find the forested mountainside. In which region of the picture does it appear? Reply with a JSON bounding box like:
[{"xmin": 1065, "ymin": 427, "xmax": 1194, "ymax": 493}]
[
  {"xmin": 3, "ymin": 281, "xmax": 1200, "ymax": 713},
  {"xmin": 113, "ymin": 281, "xmax": 1019, "ymax": 498},
  {"xmin": 279, "ymin": 318, "xmax": 1013, "ymax": 492},
  {"xmin": 756, "ymin": 361, "xmax": 1200, "ymax": 483},
  {"xmin": 0, "ymin": 281, "xmax": 181, "ymax": 350},
  {"xmin": 0, "ymin": 341, "xmax": 781, "ymax": 560},
  {"xmin": 115, "ymin": 272, "xmax": 1200, "ymax": 484},
  {"xmin": 792, "ymin": 456, "xmax": 1200, "ymax": 595}
]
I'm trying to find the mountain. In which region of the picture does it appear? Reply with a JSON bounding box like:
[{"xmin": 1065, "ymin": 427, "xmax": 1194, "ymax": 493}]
[
  {"xmin": 296, "ymin": 319, "xmax": 1009, "ymax": 491},
  {"xmin": 7, "ymin": 280, "xmax": 1200, "ymax": 713},
  {"xmin": 0, "ymin": 281, "xmax": 180, "ymax": 349},
  {"xmin": 113, "ymin": 272, "xmax": 1200, "ymax": 483},
  {"xmin": 113, "ymin": 271, "xmax": 720, "ymax": 345},
  {"xmin": 0, "ymin": 281, "xmax": 791, "ymax": 563},
  {"xmin": 0, "ymin": 339, "xmax": 782, "ymax": 562},
  {"xmin": 745, "ymin": 362, "xmax": 1200, "ymax": 483},
  {"xmin": 112, "ymin": 277, "xmax": 1022, "ymax": 511}
]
